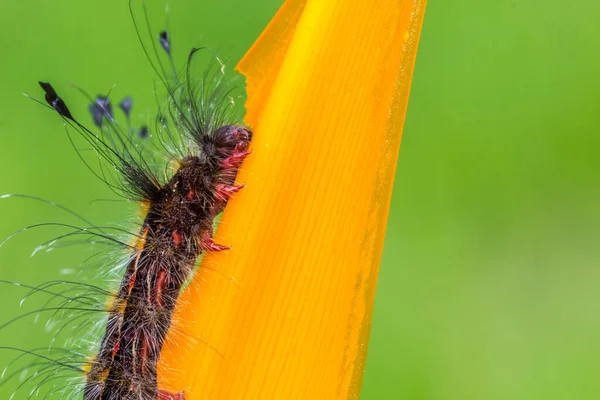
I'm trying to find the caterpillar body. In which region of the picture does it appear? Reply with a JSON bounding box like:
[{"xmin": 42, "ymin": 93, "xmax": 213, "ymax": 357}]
[{"xmin": 1, "ymin": 1, "xmax": 252, "ymax": 399}]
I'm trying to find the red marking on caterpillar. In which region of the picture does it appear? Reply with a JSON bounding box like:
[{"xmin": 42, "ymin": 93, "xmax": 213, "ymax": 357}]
[{"xmin": 0, "ymin": 1, "xmax": 251, "ymax": 399}]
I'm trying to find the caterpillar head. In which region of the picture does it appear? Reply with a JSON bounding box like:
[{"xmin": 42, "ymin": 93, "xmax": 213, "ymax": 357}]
[{"xmin": 211, "ymin": 125, "xmax": 252, "ymax": 159}]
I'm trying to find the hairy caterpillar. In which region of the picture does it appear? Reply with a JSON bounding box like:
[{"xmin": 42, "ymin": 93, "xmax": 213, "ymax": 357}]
[{"xmin": 0, "ymin": 1, "xmax": 252, "ymax": 399}]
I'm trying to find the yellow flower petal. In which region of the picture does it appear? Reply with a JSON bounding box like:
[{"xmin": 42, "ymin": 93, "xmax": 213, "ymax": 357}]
[{"xmin": 158, "ymin": 0, "xmax": 427, "ymax": 398}]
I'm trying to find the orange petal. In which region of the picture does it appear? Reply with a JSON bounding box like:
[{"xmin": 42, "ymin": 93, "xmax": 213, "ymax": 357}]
[{"xmin": 158, "ymin": 0, "xmax": 427, "ymax": 398}]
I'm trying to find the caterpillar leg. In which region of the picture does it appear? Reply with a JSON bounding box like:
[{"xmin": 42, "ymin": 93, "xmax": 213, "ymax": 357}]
[
  {"xmin": 158, "ymin": 390, "xmax": 185, "ymax": 400},
  {"xmin": 219, "ymin": 148, "xmax": 252, "ymax": 169},
  {"xmin": 214, "ymin": 183, "xmax": 245, "ymax": 200},
  {"xmin": 200, "ymin": 230, "xmax": 230, "ymax": 252}
]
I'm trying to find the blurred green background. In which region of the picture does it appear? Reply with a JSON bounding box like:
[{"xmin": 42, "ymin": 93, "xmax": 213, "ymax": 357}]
[{"xmin": 1, "ymin": 0, "xmax": 599, "ymax": 399}]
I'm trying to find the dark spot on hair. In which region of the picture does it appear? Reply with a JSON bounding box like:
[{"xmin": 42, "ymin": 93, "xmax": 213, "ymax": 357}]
[
  {"xmin": 159, "ymin": 31, "xmax": 171, "ymax": 57},
  {"xmin": 38, "ymin": 81, "xmax": 75, "ymax": 121},
  {"xmin": 138, "ymin": 125, "xmax": 149, "ymax": 139},
  {"xmin": 119, "ymin": 96, "xmax": 133, "ymax": 119},
  {"xmin": 89, "ymin": 96, "xmax": 113, "ymax": 128}
]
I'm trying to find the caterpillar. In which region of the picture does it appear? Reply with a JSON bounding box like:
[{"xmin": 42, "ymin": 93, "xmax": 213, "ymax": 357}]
[{"xmin": 1, "ymin": 1, "xmax": 252, "ymax": 399}]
